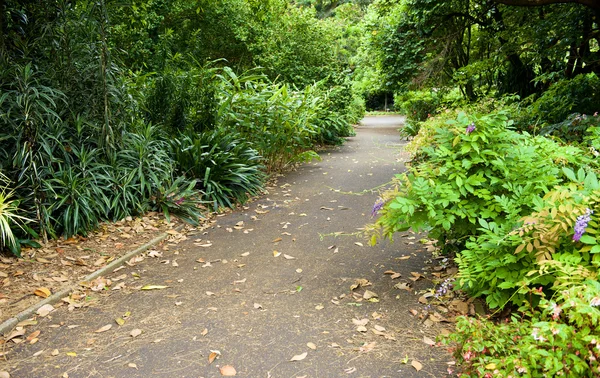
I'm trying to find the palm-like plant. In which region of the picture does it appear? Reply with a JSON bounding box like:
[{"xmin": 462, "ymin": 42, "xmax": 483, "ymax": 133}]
[{"xmin": 0, "ymin": 173, "xmax": 32, "ymax": 256}]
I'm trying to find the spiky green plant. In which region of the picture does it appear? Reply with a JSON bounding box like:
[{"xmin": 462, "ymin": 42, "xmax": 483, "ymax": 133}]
[{"xmin": 0, "ymin": 173, "xmax": 32, "ymax": 256}]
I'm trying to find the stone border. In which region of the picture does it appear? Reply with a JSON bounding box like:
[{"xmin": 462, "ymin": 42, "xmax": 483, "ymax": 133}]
[{"xmin": 0, "ymin": 225, "xmax": 184, "ymax": 335}]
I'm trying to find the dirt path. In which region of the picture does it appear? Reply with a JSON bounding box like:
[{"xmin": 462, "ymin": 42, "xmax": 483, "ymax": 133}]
[{"xmin": 1, "ymin": 116, "xmax": 453, "ymax": 377}]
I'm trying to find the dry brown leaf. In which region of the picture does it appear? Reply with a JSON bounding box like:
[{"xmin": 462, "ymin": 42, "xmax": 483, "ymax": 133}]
[
  {"xmin": 5, "ymin": 329, "xmax": 25, "ymax": 342},
  {"xmin": 201, "ymin": 328, "xmax": 208, "ymax": 336},
  {"xmin": 94, "ymin": 324, "xmax": 112, "ymax": 333},
  {"xmin": 352, "ymin": 318, "xmax": 369, "ymax": 327},
  {"xmin": 283, "ymin": 254, "xmax": 295, "ymax": 260},
  {"xmin": 363, "ymin": 290, "xmax": 378, "ymax": 300},
  {"xmin": 423, "ymin": 336, "xmax": 436, "ymax": 346},
  {"xmin": 290, "ymin": 352, "xmax": 307, "ymax": 361},
  {"xmin": 272, "ymin": 237, "xmax": 282, "ymax": 243},
  {"xmin": 130, "ymin": 329, "xmax": 142, "ymax": 338},
  {"xmin": 208, "ymin": 352, "xmax": 218, "ymax": 364},
  {"xmin": 220, "ymin": 365, "xmax": 237, "ymax": 376},
  {"xmin": 411, "ymin": 360, "xmax": 423, "ymax": 372},
  {"xmin": 354, "ymin": 242, "xmax": 363, "ymax": 247},
  {"xmin": 307, "ymin": 342, "xmax": 317, "ymax": 350},
  {"xmin": 374, "ymin": 325, "xmax": 386, "ymax": 332},
  {"xmin": 26, "ymin": 330, "xmax": 40, "ymax": 342},
  {"xmin": 356, "ymin": 326, "xmax": 367, "ymax": 333},
  {"xmin": 33, "ymin": 287, "xmax": 51, "ymax": 298},
  {"xmin": 36, "ymin": 304, "xmax": 55, "ymax": 317}
]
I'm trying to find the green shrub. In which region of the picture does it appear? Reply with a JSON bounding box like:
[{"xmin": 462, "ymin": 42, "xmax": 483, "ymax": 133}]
[
  {"xmin": 144, "ymin": 64, "xmax": 219, "ymax": 134},
  {"xmin": 529, "ymin": 74, "xmax": 600, "ymax": 126},
  {"xmin": 372, "ymin": 111, "xmax": 590, "ymax": 253},
  {"xmin": 457, "ymin": 168, "xmax": 599, "ymax": 309},
  {"xmin": 394, "ymin": 90, "xmax": 440, "ymax": 122},
  {"xmin": 171, "ymin": 128, "xmax": 265, "ymax": 210},
  {"xmin": 540, "ymin": 112, "xmax": 600, "ymax": 145},
  {"xmin": 447, "ymin": 280, "xmax": 600, "ymax": 377}
]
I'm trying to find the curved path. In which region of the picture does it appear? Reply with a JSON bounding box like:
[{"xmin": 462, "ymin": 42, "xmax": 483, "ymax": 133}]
[{"xmin": 2, "ymin": 116, "xmax": 452, "ymax": 377}]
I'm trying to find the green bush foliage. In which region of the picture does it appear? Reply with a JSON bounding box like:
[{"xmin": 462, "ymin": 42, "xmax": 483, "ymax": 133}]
[
  {"xmin": 372, "ymin": 108, "xmax": 600, "ymax": 376},
  {"xmin": 172, "ymin": 129, "xmax": 265, "ymax": 210},
  {"xmin": 529, "ymin": 74, "xmax": 600, "ymax": 126},
  {"xmin": 447, "ymin": 280, "xmax": 600, "ymax": 377},
  {"xmin": 394, "ymin": 90, "xmax": 440, "ymax": 122},
  {"xmin": 373, "ymin": 111, "xmax": 591, "ymax": 253}
]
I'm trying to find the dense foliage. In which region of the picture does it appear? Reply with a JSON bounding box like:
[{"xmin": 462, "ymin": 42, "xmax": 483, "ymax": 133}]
[{"xmin": 0, "ymin": 0, "xmax": 365, "ymax": 254}]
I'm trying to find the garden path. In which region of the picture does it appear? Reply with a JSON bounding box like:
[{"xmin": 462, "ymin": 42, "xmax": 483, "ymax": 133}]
[{"xmin": 1, "ymin": 116, "xmax": 454, "ymax": 377}]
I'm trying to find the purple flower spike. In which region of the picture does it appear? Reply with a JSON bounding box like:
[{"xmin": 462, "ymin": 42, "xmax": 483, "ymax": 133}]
[
  {"xmin": 371, "ymin": 199, "xmax": 385, "ymax": 217},
  {"xmin": 573, "ymin": 208, "xmax": 593, "ymax": 241},
  {"xmin": 465, "ymin": 123, "xmax": 476, "ymax": 134}
]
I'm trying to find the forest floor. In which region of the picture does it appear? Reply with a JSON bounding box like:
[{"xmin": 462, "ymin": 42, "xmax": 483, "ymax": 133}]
[{"xmin": 0, "ymin": 116, "xmax": 462, "ymax": 377}]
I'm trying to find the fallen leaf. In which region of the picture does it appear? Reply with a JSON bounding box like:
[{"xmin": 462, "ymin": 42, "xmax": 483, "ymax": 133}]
[
  {"xmin": 273, "ymin": 251, "xmax": 281, "ymax": 257},
  {"xmin": 34, "ymin": 287, "xmax": 52, "ymax": 298},
  {"xmin": 345, "ymin": 367, "xmax": 357, "ymax": 374},
  {"xmin": 272, "ymin": 237, "xmax": 283, "ymax": 243},
  {"xmin": 220, "ymin": 365, "xmax": 237, "ymax": 376},
  {"xmin": 140, "ymin": 285, "xmax": 169, "ymax": 290},
  {"xmin": 241, "ymin": 252, "xmax": 250, "ymax": 257},
  {"xmin": 354, "ymin": 242, "xmax": 363, "ymax": 247},
  {"xmin": 363, "ymin": 290, "xmax": 378, "ymax": 300},
  {"xmin": 26, "ymin": 330, "xmax": 41, "ymax": 342},
  {"xmin": 51, "ymin": 349, "xmax": 59, "ymax": 356},
  {"xmin": 130, "ymin": 329, "xmax": 142, "ymax": 338},
  {"xmin": 352, "ymin": 318, "xmax": 369, "ymax": 327},
  {"xmin": 411, "ymin": 360, "xmax": 423, "ymax": 372},
  {"xmin": 201, "ymin": 328, "xmax": 208, "ymax": 336},
  {"xmin": 254, "ymin": 303, "xmax": 263, "ymax": 310},
  {"xmin": 374, "ymin": 325, "xmax": 386, "ymax": 332},
  {"xmin": 283, "ymin": 254, "xmax": 296, "ymax": 260},
  {"xmin": 423, "ymin": 336, "xmax": 436, "ymax": 346},
  {"xmin": 115, "ymin": 318, "xmax": 125, "ymax": 326},
  {"xmin": 206, "ymin": 291, "xmax": 216, "ymax": 296},
  {"xmin": 394, "ymin": 282, "xmax": 411, "ymax": 291},
  {"xmin": 358, "ymin": 341, "xmax": 376, "ymax": 353},
  {"xmin": 307, "ymin": 342, "xmax": 317, "ymax": 350},
  {"xmin": 290, "ymin": 352, "xmax": 307, "ymax": 361},
  {"xmin": 128, "ymin": 363, "xmax": 138, "ymax": 369},
  {"xmin": 36, "ymin": 304, "xmax": 55, "ymax": 317},
  {"xmin": 356, "ymin": 326, "xmax": 367, "ymax": 333},
  {"xmin": 5, "ymin": 329, "xmax": 25, "ymax": 342},
  {"xmin": 94, "ymin": 324, "xmax": 112, "ymax": 333},
  {"xmin": 208, "ymin": 351, "xmax": 219, "ymax": 364},
  {"xmin": 66, "ymin": 352, "xmax": 77, "ymax": 357}
]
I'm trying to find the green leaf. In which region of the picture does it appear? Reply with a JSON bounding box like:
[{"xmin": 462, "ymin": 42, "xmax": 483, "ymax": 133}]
[
  {"xmin": 579, "ymin": 235, "xmax": 596, "ymax": 245},
  {"xmin": 562, "ymin": 167, "xmax": 576, "ymax": 182}
]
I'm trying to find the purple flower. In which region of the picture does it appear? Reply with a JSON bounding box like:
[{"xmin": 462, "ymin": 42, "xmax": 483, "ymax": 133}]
[
  {"xmin": 371, "ymin": 198, "xmax": 385, "ymax": 217},
  {"xmin": 573, "ymin": 208, "xmax": 593, "ymax": 241},
  {"xmin": 465, "ymin": 123, "xmax": 476, "ymax": 134}
]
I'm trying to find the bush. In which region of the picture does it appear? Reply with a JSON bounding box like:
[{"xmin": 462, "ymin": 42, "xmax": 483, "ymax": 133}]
[
  {"xmin": 528, "ymin": 74, "xmax": 600, "ymax": 126},
  {"xmin": 457, "ymin": 168, "xmax": 599, "ymax": 309},
  {"xmin": 394, "ymin": 90, "xmax": 440, "ymax": 122},
  {"xmin": 540, "ymin": 112, "xmax": 600, "ymax": 144},
  {"xmin": 171, "ymin": 128, "xmax": 265, "ymax": 210},
  {"xmin": 372, "ymin": 111, "xmax": 592, "ymax": 253},
  {"xmin": 447, "ymin": 280, "xmax": 600, "ymax": 377}
]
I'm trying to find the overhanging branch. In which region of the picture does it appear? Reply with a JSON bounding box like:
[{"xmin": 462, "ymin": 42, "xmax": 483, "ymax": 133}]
[{"xmin": 494, "ymin": 0, "xmax": 600, "ymax": 9}]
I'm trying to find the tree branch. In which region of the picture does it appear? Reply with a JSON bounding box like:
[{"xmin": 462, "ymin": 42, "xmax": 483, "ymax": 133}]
[{"xmin": 494, "ymin": 0, "xmax": 600, "ymax": 10}]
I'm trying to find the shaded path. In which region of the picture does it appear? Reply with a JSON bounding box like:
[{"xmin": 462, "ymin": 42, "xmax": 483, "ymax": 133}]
[{"xmin": 2, "ymin": 116, "xmax": 452, "ymax": 377}]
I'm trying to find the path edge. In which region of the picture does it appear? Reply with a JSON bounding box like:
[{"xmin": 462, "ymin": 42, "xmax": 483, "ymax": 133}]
[{"xmin": 0, "ymin": 225, "xmax": 184, "ymax": 335}]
